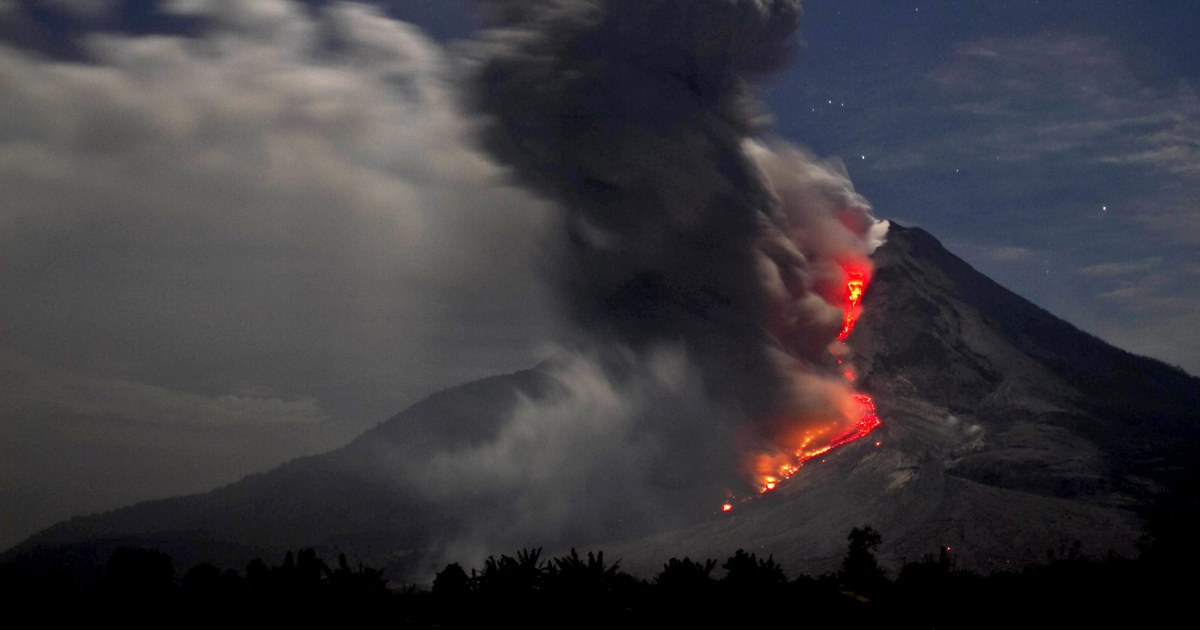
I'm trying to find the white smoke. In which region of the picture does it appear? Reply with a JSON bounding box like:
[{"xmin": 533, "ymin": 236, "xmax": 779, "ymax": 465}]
[{"xmin": 368, "ymin": 346, "xmax": 743, "ymax": 575}]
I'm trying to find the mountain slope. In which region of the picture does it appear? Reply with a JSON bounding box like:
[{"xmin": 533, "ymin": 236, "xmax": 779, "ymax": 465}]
[
  {"xmin": 613, "ymin": 223, "xmax": 1197, "ymax": 575},
  {"xmin": 5, "ymin": 369, "xmax": 567, "ymax": 576},
  {"xmin": 7, "ymin": 224, "xmax": 1198, "ymax": 579}
]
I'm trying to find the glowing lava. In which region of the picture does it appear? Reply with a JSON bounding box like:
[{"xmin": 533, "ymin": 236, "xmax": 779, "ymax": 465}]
[
  {"xmin": 751, "ymin": 393, "xmax": 881, "ymax": 494},
  {"xmin": 837, "ymin": 269, "xmax": 867, "ymax": 341},
  {"xmin": 727, "ymin": 263, "xmax": 884, "ymax": 508}
]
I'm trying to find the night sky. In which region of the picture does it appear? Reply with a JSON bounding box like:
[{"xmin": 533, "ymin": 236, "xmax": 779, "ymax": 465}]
[{"xmin": 1, "ymin": 1, "xmax": 1196, "ymax": 550}]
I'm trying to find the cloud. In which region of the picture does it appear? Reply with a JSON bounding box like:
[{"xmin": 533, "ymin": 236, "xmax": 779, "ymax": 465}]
[
  {"xmin": 1085, "ymin": 258, "xmax": 1200, "ymax": 374},
  {"xmin": 933, "ymin": 33, "xmax": 1200, "ymax": 180},
  {"xmin": 466, "ymin": 0, "xmax": 885, "ymax": 431},
  {"xmin": 1098, "ymin": 294, "xmax": 1200, "ymax": 377},
  {"xmin": 1, "ymin": 352, "xmax": 326, "ymax": 426},
  {"xmin": 2, "ymin": 0, "xmax": 886, "ymax": 555},
  {"xmin": 944, "ymin": 240, "xmax": 1038, "ymax": 264},
  {"xmin": 0, "ymin": 0, "xmax": 557, "ymax": 430},
  {"xmin": 372, "ymin": 346, "xmax": 742, "ymax": 573},
  {"xmin": 1078, "ymin": 257, "xmax": 1162, "ymax": 278},
  {"xmin": 1100, "ymin": 142, "xmax": 1200, "ymax": 176},
  {"xmin": 987, "ymin": 246, "xmax": 1035, "ymax": 262},
  {"xmin": 1097, "ymin": 286, "xmax": 1150, "ymax": 301},
  {"xmin": 909, "ymin": 31, "xmax": 1200, "ymax": 375}
]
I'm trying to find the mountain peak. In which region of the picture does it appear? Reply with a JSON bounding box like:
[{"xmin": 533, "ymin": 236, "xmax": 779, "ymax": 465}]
[{"xmin": 861, "ymin": 224, "xmax": 1199, "ymax": 450}]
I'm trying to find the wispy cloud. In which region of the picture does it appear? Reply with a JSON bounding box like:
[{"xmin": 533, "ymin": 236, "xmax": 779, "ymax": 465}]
[
  {"xmin": 933, "ymin": 33, "xmax": 1200, "ymax": 179},
  {"xmin": 1, "ymin": 352, "xmax": 326, "ymax": 425},
  {"xmin": 1078, "ymin": 257, "xmax": 1162, "ymax": 277},
  {"xmin": 947, "ymin": 240, "xmax": 1038, "ymax": 264},
  {"xmin": 987, "ymin": 245, "xmax": 1036, "ymax": 262},
  {"xmin": 1097, "ymin": 286, "xmax": 1151, "ymax": 301}
]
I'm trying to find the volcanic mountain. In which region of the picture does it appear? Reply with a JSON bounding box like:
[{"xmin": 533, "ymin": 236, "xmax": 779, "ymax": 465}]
[{"xmin": 7, "ymin": 224, "xmax": 1198, "ymax": 580}]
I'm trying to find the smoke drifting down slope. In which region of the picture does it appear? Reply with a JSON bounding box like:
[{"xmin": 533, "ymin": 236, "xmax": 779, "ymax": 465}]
[
  {"xmin": 1, "ymin": 0, "xmax": 887, "ymax": 573},
  {"xmin": 468, "ymin": 0, "xmax": 887, "ymax": 493}
]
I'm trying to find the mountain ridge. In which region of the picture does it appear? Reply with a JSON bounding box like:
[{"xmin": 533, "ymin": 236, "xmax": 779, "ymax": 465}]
[{"xmin": 7, "ymin": 224, "xmax": 1198, "ymax": 580}]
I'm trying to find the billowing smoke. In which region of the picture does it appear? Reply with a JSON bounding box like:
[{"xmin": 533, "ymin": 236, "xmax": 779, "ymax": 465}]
[
  {"xmin": 359, "ymin": 0, "xmax": 890, "ymax": 573},
  {"xmin": 0, "ymin": 0, "xmax": 886, "ymax": 577},
  {"xmin": 360, "ymin": 345, "xmax": 745, "ymax": 576},
  {"xmin": 466, "ymin": 1, "xmax": 886, "ymax": 457}
]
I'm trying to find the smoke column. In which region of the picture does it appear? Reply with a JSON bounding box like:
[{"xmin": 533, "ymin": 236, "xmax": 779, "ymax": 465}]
[{"xmin": 467, "ymin": 0, "xmax": 887, "ymax": 469}]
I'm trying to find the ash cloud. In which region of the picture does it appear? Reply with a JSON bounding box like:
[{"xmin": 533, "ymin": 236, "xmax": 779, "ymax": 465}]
[
  {"xmin": 0, "ymin": 0, "xmax": 554, "ymax": 548},
  {"xmin": 466, "ymin": 0, "xmax": 886, "ymax": 438},
  {"xmin": 350, "ymin": 0, "xmax": 888, "ymax": 572},
  {"xmin": 365, "ymin": 346, "xmax": 743, "ymax": 576},
  {"xmin": 1, "ymin": 0, "xmax": 886, "ymax": 566}
]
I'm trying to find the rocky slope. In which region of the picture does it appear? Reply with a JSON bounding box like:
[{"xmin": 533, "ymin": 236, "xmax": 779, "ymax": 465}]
[{"xmin": 613, "ymin": 225, "xmax": 1189, "ymax": 576}]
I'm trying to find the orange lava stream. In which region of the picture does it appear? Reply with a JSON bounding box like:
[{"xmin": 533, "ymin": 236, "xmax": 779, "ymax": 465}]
[
  {"xmin": 750, "ymin": 394, "xmax": 881, "ymax": 495},
  {"xmin": 836, "ymin": 271, "xmax": 866, "ymax": 341},
  {"xmin": 725, "ymin": 264, "xmax": 883, "ymax": 512}
]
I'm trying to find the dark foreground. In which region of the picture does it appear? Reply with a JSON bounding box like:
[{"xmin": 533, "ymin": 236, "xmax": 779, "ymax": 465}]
[{"xmin": 4, "ymin": 521, "xmax": 1196, "ymax": 628}]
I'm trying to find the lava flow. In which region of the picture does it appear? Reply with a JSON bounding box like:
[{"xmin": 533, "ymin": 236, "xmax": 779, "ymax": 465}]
[
  {"xmin": 837, "ymin": 270, "xmax": 867, "ymax": 341},
  {"xmin": 726, "ymin": 264, "xmax": 883, "ymax": 511},
  {"xmin": 748, "ymin": 393, "xmax": 881, "ymax": 496}
]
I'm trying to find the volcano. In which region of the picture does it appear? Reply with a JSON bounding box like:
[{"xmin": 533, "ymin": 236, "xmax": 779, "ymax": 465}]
[{"xmin": 7, "ymin": 224, "xmax": 1199, "ymax": 580}]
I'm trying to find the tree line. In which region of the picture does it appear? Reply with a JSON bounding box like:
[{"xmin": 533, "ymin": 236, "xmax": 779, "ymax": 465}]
[{"xmin": 2, "ymin": 524, "xmax": 1193, "ymax": 625}]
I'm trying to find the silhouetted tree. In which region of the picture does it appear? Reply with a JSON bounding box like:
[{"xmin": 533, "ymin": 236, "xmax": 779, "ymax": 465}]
[
  {"xmin": 897, "ymin": 545, "xmax": 954, "ymax": 585},
  {"xmin": 721, "ymin": 549, "xmax": 787, "ymax": 596},
  {"xmin": 840, "ymin": 525, "xmax": 885, "ymax": 597},
  {"xmin": 549, "ymin": 549, "xmax": 621, "ymax": 588},
  {"xmin": 325, "ymin": 551, "xmax": 388, "ymax": 604},
  {"xmin": 546, "ymin": 548, "xmax": 633, "ymax": 606},
  {"xmin": 180, "ymin": 562, "xmax": 244, "ymax": 616},
  {"xmin": 244, "ymin": 557, "xmax": 270, "ymax": 598},
  {"xmin": 432, "ymin": 562, "xmax": 472, "ymax": 598},
  {"xmin": 100, "ymin": 547, "xmax": 177, "ymax": 614},
  {"xmin": 655, "ymin": 557, "xmax": 717, "ymax": 593},
  {"xmin": 477, "ymin": 547, "xmax": 545, "ymax": 596},
  {"xmin": 296, "ymin": 548, "xmax": 326, "ymax": 586}
]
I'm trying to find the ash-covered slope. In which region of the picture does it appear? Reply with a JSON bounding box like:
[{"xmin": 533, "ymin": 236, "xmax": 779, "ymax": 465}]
[
  {"xmin": 7, "ymin": 225, "xmax": 1198, "ymax": 579},
  {"xmin": 613, "ymin": 223, "xmax": 1199, "ymax": 576}
]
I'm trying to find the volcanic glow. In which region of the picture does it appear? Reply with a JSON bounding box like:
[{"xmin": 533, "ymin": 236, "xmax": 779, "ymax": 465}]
[
  {"xmin": 750, "ymin": 393, "xmax": 881, "ymax": 495},
  {"xmin": 728, "ymin": 263, "xmax": 884, "ymax": 508},
  {"xmin": 837, "ymin": 269, "xmax": 867, "ymax": 341}
]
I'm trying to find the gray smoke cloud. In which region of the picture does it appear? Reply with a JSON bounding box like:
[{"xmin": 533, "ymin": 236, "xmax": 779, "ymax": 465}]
[
  {"xmin": 367, "ymin": 0, "xmax": 891, "ymax": 574},
  {"xmin": 0, "ymin": 0, "xmax": 885, "ymax": 572},
  {"xmin": 0, "ymin": 0, "xmax": 556, "ymax": 549},
  {"xmin": 360, "ymin": 345, "xmax": 744, "ymax": 576},
  {"xmin": 466, "ymin": 0, "xmax": 886, "ymax": 437}
]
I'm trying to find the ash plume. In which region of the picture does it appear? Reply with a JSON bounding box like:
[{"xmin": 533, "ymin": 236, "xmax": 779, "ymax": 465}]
[
  {"xmin": 364, "ymin": 0, "xmax": 889, "ymax": 574},
  {"xmin": 467, "ymin": 0, "xmax": 886, "ymax": 434}
]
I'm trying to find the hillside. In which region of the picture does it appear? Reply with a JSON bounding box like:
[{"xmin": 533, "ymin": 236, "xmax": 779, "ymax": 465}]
[{"xmin": 8, "ymin": 224, "xmax": 1198, "ymax": 580}]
